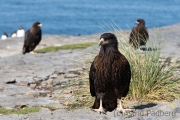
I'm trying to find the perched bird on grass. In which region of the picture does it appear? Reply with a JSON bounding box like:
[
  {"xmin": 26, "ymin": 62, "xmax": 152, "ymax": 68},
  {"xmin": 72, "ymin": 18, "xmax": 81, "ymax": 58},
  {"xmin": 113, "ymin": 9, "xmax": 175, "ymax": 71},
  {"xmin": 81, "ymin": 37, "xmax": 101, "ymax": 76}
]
[
  {"xmin": 129, "ymin": 19, "xmax": 149, "ymax": 48},
  {"xmin": 22, "ymin": 22, "xmax": 42, "ymax": 54},
  {"xmin": 89, "ymin": 33, "xmax": 132, "ymax": 114}
]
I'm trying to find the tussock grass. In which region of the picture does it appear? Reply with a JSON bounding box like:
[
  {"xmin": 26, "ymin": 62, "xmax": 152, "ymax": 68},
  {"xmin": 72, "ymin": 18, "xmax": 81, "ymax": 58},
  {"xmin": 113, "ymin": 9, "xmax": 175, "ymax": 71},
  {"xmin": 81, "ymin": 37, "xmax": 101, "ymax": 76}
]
[
  {"xmin": 116, "ymin": 30, "xmax": 180, "ymax": 102},
  {"xmin": 35, "ymin": 42, "xmax": 97, "ymax": 53},
  {"xmin": 0, "ymin": 107, "xmax": 41, "ymax": 115}
]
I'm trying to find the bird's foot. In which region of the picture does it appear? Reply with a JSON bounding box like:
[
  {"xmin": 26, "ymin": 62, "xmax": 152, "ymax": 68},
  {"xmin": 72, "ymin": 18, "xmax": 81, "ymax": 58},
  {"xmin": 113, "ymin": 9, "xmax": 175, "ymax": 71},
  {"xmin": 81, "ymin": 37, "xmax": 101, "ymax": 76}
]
[
  {"xmin": 30, "ymin": 51, "xmax": 37, "ymax": 54},
  {"xmin": 116, "ymin": 107, "xmax": 134, "ymax": 114},
  {"xmin": 93, "ymin": 107, "xmax": 106, "ymax": 114}
]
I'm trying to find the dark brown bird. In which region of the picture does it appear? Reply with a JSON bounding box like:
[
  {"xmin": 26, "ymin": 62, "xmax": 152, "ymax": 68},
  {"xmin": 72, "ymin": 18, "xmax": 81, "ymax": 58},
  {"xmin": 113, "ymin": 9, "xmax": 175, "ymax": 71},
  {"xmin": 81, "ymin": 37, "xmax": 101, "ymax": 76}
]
[
  {"xmin": 22, "ymin": 22, "xmax": 42, "ymax": 54},
  {"xmin": 129, "ymin": 19, "xmax": 149, "ymax": 48},
  {"xmin": 89, "ymin": 33, "xmax": 132, "ymax": 114}
]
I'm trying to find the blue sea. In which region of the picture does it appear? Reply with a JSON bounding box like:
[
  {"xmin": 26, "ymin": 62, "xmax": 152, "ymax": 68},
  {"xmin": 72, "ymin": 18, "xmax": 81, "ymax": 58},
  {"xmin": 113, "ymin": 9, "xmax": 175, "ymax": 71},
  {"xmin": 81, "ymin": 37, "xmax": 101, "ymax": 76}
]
[{"xmin": 1, "ymin": 0, "xmax": 180, "ymax": 36}]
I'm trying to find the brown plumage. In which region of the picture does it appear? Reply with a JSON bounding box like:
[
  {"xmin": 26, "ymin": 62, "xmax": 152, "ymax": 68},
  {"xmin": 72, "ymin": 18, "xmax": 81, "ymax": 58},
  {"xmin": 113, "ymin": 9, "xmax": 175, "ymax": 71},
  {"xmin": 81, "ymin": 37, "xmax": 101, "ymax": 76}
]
[
  {"xmin": 22, "ymin": 22, "xmax": 42, "ymax": 54},
  {"xmin": 89, "ymin": 33, "xmax": 131, "ymax": 114},
  {"xmin": 129, "ymin": 19, "xmax": 149, "ymax": 48}
]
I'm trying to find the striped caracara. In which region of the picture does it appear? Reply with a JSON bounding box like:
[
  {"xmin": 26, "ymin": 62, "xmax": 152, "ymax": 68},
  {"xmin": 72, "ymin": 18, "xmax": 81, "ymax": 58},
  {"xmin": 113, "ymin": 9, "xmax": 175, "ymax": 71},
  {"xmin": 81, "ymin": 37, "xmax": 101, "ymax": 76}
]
[
  {"xmin": 22, "ymin": 22, "xmax": 42, "ymax": 54},
  {"xmin": 129, "ymin": 19, "xmax": 149, "ymax": 48},
  {"xmin": 89, "ymin": 33, "xmax": 132, "ymax": 114}
]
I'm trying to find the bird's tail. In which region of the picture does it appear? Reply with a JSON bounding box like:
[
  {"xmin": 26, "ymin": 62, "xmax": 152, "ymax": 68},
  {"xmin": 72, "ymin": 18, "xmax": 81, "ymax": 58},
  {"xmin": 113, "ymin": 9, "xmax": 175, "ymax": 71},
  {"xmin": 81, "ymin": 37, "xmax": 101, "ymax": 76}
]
[
  {"xmin": 22, "ymin": 47, "xmax": 26, "ymax": 54},
  {"xmin": 22, "ymin": 46, "xmax": 29, "ymax": 54}
]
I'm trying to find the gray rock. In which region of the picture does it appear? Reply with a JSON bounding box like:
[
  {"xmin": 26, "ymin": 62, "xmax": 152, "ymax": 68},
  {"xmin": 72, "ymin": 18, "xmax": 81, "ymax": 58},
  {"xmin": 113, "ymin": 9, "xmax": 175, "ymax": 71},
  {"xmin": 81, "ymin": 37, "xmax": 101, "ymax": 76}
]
[
  {"xmin": 29, "ymin": 84, "xmax": 37, "ymax": 89},
  {"xmin": 0, "ymin": 87, "xmax": 4, "ymax": 92},
  {"xmin": 52, "ymin": 78, "xmax": 69, "ymax": 86},
  {"xmin": 3, "ymin": 78, "xmax": 16, "ymax": 84},
  {"xmin": 64, "ymin": 73, "xmax": 78, "ymax": 78},
  {"xmin": 26, "ymin": 91, "xmax": 39, "ymax": 97},
  {"xmin": 14, "ymin": 103, "xmax": 28, "ymax": 109},
  {"xmin": 50, "ymin": 74, "xmax": 58, "ymax": 78},
  {"xmin": 39, "ymin": 91, "xmax": 52, "ymax": 97}
]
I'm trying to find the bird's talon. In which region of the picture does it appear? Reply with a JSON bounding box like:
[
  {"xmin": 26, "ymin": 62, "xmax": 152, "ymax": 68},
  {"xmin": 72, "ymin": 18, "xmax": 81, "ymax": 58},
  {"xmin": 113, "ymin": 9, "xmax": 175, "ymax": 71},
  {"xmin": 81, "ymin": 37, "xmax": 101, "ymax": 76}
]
[
  {"xmin": 30, "ymin": 51, "xmax": 37, "ymax": 54},
  {"xmin": 93, "ymin": 108, "xmax": 106, "ymax": 114}
]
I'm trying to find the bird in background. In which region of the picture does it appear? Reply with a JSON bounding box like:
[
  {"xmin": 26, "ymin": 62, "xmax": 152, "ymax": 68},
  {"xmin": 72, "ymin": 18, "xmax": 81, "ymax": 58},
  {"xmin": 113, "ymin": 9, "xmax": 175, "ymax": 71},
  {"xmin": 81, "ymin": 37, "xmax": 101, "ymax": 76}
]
[
  {"xmin": 11, "ymin": 31, "xmax": 17, "ymax": 38},
  {"xmin": 22, "ymin": 22, "xmax": 42, "ymax": 54},
  {"xmin": 1, "ymin": 32, "xmax": 8, "ymax": 40},
  {"xmin": 17, "ymin": 26, "xmax": 25, "ymax": 37},
  {"xmin": 89, "ymin": 33, "xmax": 132, "ymax": 114},
  {"xmin": 129, "ymin": 18, "xmax": 149, "ymax": 48}
]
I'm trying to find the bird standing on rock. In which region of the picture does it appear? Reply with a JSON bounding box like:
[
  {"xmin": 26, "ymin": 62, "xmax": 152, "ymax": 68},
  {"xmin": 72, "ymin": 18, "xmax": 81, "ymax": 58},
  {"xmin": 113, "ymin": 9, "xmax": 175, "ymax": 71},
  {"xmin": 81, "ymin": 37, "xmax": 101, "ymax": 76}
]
[
  {"xmin": 11, "ymin": 31, "xmax": 17, "ymax": 38},
  {"xmin": 89, "ymin": 33, "xmax": 132, "ymax": 114},
  {"xmin": 22, "ymin": 22, "xmax": 42, "ymax": 54},
  {"xmin": 129, "ymin": 19, "xmax": 149, "ymax": 48},
  {"xmin": 1, "ymin": 32, "xmax": 8, "ymax": 40},
  {"xmin": 17, "ymin": 26, "xmax": 25, "ymax": 37}
]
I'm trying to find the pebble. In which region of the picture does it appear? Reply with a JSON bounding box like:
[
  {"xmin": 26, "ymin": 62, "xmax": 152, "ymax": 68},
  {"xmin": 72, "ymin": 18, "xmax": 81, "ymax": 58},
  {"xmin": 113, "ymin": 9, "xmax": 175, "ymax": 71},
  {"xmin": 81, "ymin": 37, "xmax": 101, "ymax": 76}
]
[{"xmin": 29, "ymin": 84, "xmax": 36, "ymax": 89}]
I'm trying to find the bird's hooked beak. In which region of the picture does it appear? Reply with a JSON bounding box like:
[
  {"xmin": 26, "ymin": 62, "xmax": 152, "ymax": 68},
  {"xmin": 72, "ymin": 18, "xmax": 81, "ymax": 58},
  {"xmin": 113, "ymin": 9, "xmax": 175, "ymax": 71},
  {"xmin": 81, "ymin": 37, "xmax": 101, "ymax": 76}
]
[
  {"xmin": 38, "ymin": 24, "xmax": 42, "ymax": 27},
  {"xmin": 135, "ymin": 21, "xmax": 139, "ymax": 25},
  {"xmin": 99, "ymin": 38, "xmax": 103, "ymax": 46},
  {"xmin": 99, "ymin": 38, "xmax": 108, "ymax": 46}
]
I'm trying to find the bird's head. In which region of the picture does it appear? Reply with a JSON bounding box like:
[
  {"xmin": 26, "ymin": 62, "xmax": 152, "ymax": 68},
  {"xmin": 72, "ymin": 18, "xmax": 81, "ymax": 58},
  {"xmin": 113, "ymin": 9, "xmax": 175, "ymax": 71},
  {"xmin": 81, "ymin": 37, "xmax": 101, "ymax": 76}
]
[
  {"xmin": 12, "ymin": 31, "xmax": 16, "ymax": 34},
  {"xmin": 19, "ymin": 26, "xmax": 23, "ymax": 30},
  {"xmin": 99, "ymin": 33, "xmax": 118, "ymax": 49},
  {"xmin": 135, "ymin": 19, "xmax": 145, "ymax": 26},
  {"xmin": 3, "ymin": 32, "xmax": 8, "ymax": 36},
  {"xmin": 32, "ymin": 22, "xmax": 42, "ymax": 28}
]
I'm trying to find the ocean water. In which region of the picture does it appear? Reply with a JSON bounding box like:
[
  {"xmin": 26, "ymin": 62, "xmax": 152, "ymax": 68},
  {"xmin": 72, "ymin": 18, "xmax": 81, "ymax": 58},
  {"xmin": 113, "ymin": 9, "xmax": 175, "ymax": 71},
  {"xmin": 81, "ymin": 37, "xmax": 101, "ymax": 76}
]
[{"xmin": 0, "ymin": 0, "xmax": 180, "ymax": 36}]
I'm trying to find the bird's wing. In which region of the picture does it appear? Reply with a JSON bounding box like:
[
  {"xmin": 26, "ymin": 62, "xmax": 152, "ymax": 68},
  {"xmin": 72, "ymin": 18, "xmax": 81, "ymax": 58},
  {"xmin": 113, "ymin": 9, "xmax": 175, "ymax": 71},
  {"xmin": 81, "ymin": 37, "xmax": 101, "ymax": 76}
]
[
  {"xmin": 89, "ymin": 60, "xmax": 96, "ymax": 97},
  {"xmin": 22, "ymin": 30, "xmax": 32, "ymax": 54},
  {"xmin": 112, "ymin": 54, "xmax": 131, "ymax": 97},
  {"xmin": 24, "ymin": 30, "xmax": 33, "ymax": 46},
  {"xmin": 129, "ymin": 27, "xmax": 138, "ymax": 43},
  {"xmin": 140, "ymin": 27, "xmax": 149, "ymax": 39},
  {"xmin": 36, "ymin": 29, "xmax": 42, "ymax": 45}
]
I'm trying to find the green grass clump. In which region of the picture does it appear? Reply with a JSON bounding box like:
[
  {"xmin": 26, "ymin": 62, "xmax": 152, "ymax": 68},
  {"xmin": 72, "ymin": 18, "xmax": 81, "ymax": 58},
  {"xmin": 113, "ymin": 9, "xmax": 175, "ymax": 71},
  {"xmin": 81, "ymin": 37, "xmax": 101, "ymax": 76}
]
[
  {"xmin": 117, "ymin": 30, "xmax": 180, "ymax": 102},
  {"xmin": 35, "ymin": 42, "xmax": 97, "ymax": 53},
  {"xmin": 43, "ymin": 105, "xmax": 59, "ymax": 111},
  {"xmin": 0, "ymin": 107, "xmax": 41, "ymax": 115}
]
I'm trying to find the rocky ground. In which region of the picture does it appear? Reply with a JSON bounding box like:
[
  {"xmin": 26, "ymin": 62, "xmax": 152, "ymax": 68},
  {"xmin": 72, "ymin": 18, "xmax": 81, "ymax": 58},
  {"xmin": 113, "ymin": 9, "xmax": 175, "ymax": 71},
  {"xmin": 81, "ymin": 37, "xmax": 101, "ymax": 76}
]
[{"xmin": 0, "ymin": 24, "xmax": 180, "ymax": 120}]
